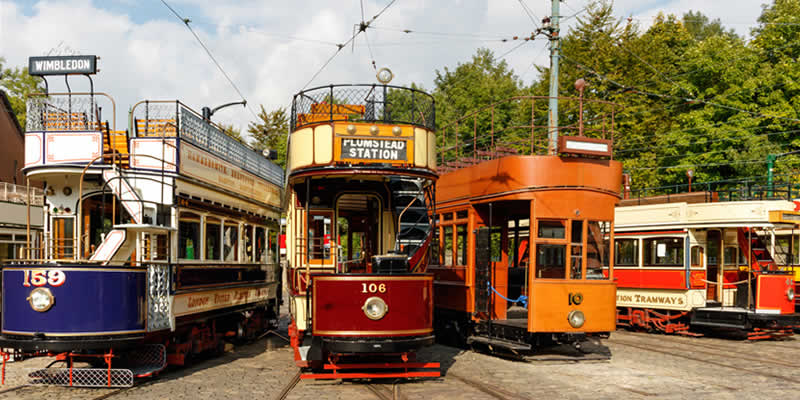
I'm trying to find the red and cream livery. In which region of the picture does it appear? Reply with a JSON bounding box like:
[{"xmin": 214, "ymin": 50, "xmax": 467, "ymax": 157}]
[{"xmin": 613, "ymin": 197, "xmax": 800, "ymax": 339}]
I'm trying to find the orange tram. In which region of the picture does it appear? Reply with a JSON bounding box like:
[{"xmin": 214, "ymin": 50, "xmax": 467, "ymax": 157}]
[
  {"xmin": 285, "ymin": 83, "xmax": 440, "ymax": 379},
  {"xmin": 614, "ymin": 191, "xmax": 800, "ymax": 339},
  {"xmin": 431, "ymin": 96, "xmax": 622, "ymax": 358}
]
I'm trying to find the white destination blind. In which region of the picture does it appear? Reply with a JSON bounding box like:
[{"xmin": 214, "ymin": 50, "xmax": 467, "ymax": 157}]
[{"xmin": 341, "ymin": 138, "xmax": 407, "ymax": 161}]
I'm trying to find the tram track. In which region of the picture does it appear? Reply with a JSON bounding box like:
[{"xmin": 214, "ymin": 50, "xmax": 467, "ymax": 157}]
[
  {"xmin": 274, "ymin": 370, "xmax": 302, "ymax": 400},
  {"xmin": 446, "ymin": 371, "xmax": 531, "ymax": 400},
  {"xmin": 611, "ymin": 331, "xmax": 797, "ymax": 368},
  {"xmin": 608, "ymin": 337, "xmax": 800, "ymax": 384}
]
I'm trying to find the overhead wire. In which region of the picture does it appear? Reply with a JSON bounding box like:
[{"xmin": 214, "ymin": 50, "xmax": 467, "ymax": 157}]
[
  {"xmin": 516, "ymin": 0, "xmax": 540, "ymax": 29},
  {"xmin": 159, "ymin": 0, "xmax": 258, "ymax": 119},
  {"xmin": 301, "ymin": 0, "xmax": 398, "ymax": 90}
]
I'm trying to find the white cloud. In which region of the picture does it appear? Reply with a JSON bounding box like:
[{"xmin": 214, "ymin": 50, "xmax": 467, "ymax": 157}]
[{"xmin": 0, "ymin": 0, "xmax": 766, "ymax": 135}]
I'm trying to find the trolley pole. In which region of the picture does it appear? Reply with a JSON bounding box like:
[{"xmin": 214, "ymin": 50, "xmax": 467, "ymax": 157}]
[{"xmin": 546, "ymin": 0, "xmax": 561, "ymax": 155}]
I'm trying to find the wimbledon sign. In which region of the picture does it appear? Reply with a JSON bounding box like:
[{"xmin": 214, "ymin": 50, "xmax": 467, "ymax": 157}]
[{"xmin": 28, "ymin": 55, "xmax": 97, "ymax": 76}]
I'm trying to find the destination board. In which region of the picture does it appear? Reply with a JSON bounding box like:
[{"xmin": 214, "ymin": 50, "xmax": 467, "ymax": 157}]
[{"xmin": 340, "ymin": 138, "xmax": 408, "ymax": 161}]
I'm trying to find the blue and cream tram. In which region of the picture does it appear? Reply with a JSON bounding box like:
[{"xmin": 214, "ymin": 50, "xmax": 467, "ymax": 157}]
[{"xmin": 0, "ymin": 66, "xmax": 283, "ymax": 386}]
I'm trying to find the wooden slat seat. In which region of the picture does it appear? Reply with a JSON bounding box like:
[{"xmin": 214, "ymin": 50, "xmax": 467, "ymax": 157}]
[{"xmin": 136, "ymin": 119, "xmax": 177, "ymax": 137}]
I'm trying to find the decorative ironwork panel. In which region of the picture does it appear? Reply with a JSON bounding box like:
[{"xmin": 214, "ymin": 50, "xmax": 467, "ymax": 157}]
[
  {"xmin": 147, "ymin": 264, "xmax": 172, "ymax": 332},
  {"xmin": 27, "ymin": 368, "xmax": 133, "ymax": 387},
  {"xmin": 291, "ymin": 84, "xmax": 435, "ymax": 132},
  {"xmin": 26, "ymin": 94, "xmax": 107, "ymax": 132}
]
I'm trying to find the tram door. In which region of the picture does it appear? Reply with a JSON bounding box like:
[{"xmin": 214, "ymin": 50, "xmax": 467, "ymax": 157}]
[
  {"xmin": 706, "ymin": 230, "xmax": 722, "ymax": 302},
  {"xmin": 336, "ymin": 195, "xmax": 380, "ymax": 273}
]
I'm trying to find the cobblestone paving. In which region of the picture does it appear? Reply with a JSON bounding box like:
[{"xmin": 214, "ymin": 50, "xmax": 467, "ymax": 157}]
[{"xmin": 2, "ymin": 329, "xmax": 800, "ymax": 399}]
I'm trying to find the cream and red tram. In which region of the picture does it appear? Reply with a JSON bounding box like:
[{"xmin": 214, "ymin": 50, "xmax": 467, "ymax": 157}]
[
  {"xmin": 613, "ymin": 195, "xmax": 800, "ymax": 339},
  {"xmin": 431, "ymin": 96, "xmax": 621, "ymax": 357},
  {"xmin": 0, "ymin": 64, "xmax": 283, "ymax": 386},
  {"xmin": 285, "ymin": 84, "xmax": 439, "ymax": 378}
]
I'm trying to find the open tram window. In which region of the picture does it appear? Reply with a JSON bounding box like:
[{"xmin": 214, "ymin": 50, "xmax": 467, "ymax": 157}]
[
  {"xmin": 244, "ymin": 224, "xmax": 254, "ymax": 262},
  {"xmin": 570, "ymin": 220, "xmax": 584, "ymax": 279},
  {"xmin": 443, "ymin": 226, "xmax": 453, "ymax": 265},
  {"xmin": 431, "ymin": 225, "xmax": 440, "ymax": 265},
  {"xmin": 536, "ymin": 244, "xmax": 566, "ymax": 279},
  {"xmin": 456, "ymin": 224, "xmax": 467, "ymax": 266},
  {"xmin": 206, "ymin": 217, "xmax": 221, "ymax": 261},
  {"xmin": 587, "ymin": 221, "xmax": 610, "ymax": 279},
  {"xmin": 267, "ymin": 228, "xmax": 278, "ymax": 265},
  {"xmin": 224, "ymin": 221, "xmax": 239, "ymax": 262},
  {"xmin": 255, "ymin": 226, "xmax": 266, "ymax": 263},
  {"xmin": 308, "ymin": 213, "xmax": 332, "ymax": 262},
  {"xmin": 614, "ymin": 239, "xmax": 639, "ymax": 266},
  {"xmin": 775, "ymin": 234, "xmax": 799, "ymax": 265},
  {"xmin": 643, "ymin": 237, "xmax": 683, "ymax": 267},
  {"xmin": 179, "ymin": 211, "xmax": 200, "ymax": 260},
  {"xmin": 724, "ymin": 246, "xmax": 746, "ymax": 268}
]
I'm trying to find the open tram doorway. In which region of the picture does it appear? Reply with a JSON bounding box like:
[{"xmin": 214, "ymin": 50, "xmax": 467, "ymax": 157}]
[
  {"xmin": 706, "ymin": 230, "xmax": 722, "ymax": 303},
  {"xmin": 336, "ymin": 194, "xmax": 381, "ymax": 273}
]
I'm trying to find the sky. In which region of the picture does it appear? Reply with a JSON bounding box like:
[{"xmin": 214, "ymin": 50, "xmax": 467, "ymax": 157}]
[{"xmin": 0, "ymin": 0, "xmax": 770, "ymax": 137}]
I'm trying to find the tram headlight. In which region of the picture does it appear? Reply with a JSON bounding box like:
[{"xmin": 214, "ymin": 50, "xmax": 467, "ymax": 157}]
[
  {"xmin": 27, "ymin": 288, "xmax": 54, "ymax": 312},
  {"xmin": 567, "ymin": 310, "xmax": 585, "ymax": 328},
  {"xmin": 362, "ymin": 297, "xmax": 388, "ymax": 320},
  {"xmin": 788, "ymin": 288, "xmax": 795, "ymax": 302}
]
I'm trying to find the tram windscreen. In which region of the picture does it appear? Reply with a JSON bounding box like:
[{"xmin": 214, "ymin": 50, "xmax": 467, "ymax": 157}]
[{"xmin": 586, "ymin": 221, "xmax": 610, "ymax": 279}]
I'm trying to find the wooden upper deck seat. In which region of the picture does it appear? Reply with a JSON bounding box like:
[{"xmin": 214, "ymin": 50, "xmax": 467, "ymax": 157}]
[{"xmin": 135, "ymin": 118, "xmax": 177, "ymax": 137}]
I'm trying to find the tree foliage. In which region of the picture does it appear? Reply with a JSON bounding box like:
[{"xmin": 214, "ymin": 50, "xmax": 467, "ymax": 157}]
[
  {"xmin": 247, "ymin": 105, "xmax": 288, "ymax": 167},
  {"xmin": 0, "ymin": 57, "xmax": 44, "ymax": 130}
]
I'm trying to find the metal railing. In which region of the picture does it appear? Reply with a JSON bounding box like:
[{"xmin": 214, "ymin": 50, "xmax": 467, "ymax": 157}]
[
  {"xmin": 26, "ymin": 92, "xmax": 116, "ymax": 132},
  {"xmin": 0, "ymin": 183, "xmax": 43, "ymax": 206},
  {"xmin": 626, "ymin": 177, "xmax": 800, "ymax": 203},
  {"xmin": 291, "ymin": 84, "xmax": 435, "ymax": 132},
  {"xmin": 437, "ymin": 96, "xmax": 620, "ymax": 172},
  {"xmin": 130, "ymin": 100, "xmax": 284, "ymax": 187}
]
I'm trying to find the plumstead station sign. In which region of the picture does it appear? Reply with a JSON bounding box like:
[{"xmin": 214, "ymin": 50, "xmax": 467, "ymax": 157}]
[{"xmin": 28, "ymin": 55, "xmax": 98, "ymax": 76}]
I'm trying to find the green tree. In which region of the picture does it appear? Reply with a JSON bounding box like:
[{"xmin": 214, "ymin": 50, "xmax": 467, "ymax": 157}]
[
  {"xmin": 0, "ymin": 57, "xmax": 45, "ymax": 130},
  {"xmin": 247, "ymin": 105, "xmax": 288, "ymax": 167},
  {"xmin": 218, "ymin": 123, "xmax": 245, "ymax": 144},
  {"xmin": 682, "ymin": 11, "xmax": 738, "ymax": 41}
]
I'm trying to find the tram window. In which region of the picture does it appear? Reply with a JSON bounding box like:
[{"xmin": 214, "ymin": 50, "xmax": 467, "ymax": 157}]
[
  {"xmin": 536, "ymin": 244, "xmax": 565, "ymax": 279},
  {"xmin": 256, "ymin": 226, "xmax": 266, "ymax": 263},
  {"xmin": 224, "ymin": 222, "xmax": 239, "ymax": 262},
  {"xmin": 456, "ymin": 224, "xmax": 467, "ymax": 265},
  {"xmin": 724, "ymin": 247, "xmax": 746, "ymax": 267},
  {"xmin": 431, "ymin": 227, "xmax": 440, "ymax": 265},
  {"xmin": 490, "ymin": 227, "xmax": 502, "ymax": 262},
  {"xmin": 643, "ymin": 238, "xmax": 683, "ymax": 267},
  {"xmin": 244, "ymin": 225, "xmax": 254, "ymax": 262},
  {"xmin": 614, "ymin": 239, "xmax": 639, "ymax": 266},
  {"xmin": 443, "ymin": 226, "xmax": 453, "ymax": 265},
  {"xmin": 309, "ymin": 214, "xmax": 332, "ymax": 261},
  {"xmin": 206, "ymin": 217, "xmax": 221, "ymax": 261},
  {"xmin": 775, "ymin": 235, "xmax": 799, "ymax": 265},
  {"xmin": 443, "ymin": 213, "xmax": 453, "ymax": 221},
  {"xmin": 691, "ymin": 246, "xmax": 703, "ymax": 268},
  {"xmin": 178, "ymin": 212, "xmax": 200, "ymax": 260},
  {"xmin": 538, "ymin": 220, "xmax": 565, "ymax": 239},
  {"xmin": 587, "ymin": 221, "xmax": 609, "ymax": 279},
  {"xmin": 570, "ymin": 220, "xmax": 583, "ymax": 279},
  {"xmin": 267, "ymin": 229, "xmax": 278, "ymax": 265},
  {"xmin": 456, "ymin": 210, "xmax": 468, "ymax": 220}
]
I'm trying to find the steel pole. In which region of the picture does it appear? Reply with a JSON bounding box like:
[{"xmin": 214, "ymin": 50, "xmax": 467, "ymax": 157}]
[{"xmin": 547, "ymin": 0, "xmax": 560, "ymax": 155}]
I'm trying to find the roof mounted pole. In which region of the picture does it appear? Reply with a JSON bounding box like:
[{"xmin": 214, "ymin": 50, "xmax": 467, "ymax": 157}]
[{"xmin": 546, "ymin": 0, "xmax": 560, "ymax": 155}]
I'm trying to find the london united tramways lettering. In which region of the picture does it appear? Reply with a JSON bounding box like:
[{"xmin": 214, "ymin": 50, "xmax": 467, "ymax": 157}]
[{"xmin": 617, "ymin": 293, "xmax": 685, "ymax": 305}]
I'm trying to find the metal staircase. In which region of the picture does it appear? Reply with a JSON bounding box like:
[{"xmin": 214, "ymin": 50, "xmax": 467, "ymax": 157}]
[
  {"xmin": 737, "ymin": 227, "xmax": 777, "ymax": 272},
  {"xmin": 389, "ymin": 178, "xmax": 432, "ymax": 271}
]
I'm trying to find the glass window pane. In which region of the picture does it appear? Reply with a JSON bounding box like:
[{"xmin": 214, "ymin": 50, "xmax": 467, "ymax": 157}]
[
  {"xmin": 587, "ymin": 221, "xmax": 609, "ymax": 279},
  {"xmin": 691, "ymin": 246, "xmax": 702, "ymax": 268},
  {"xmin": 570, "ymin": 220, "xmax": 583, "ymax": 279},
  {"xmin": 456, "ymin": 210, "xmax": 468, "ymax": 220},
  {"xmin": 443, "ymin": 226, "xmax": 453, "ymax": 265},
  {"xmin": 614, "ymin": 239, "xmax": 638, "ymax": 266},
  {"xmin": 256, "ymin": 226, "xmax": 266, "ymax": 263},
  {"xmin": 244, "ymin": 225, "xmax": 254, "ymax": 262},
  {"xmin": 431, "ymin": 226, "xmax": 440, "ymax": 265},
  {"xmin": 643, "ymin": 237, "xmax": 683, "ymax": 267},
  {"xmin": 205, "ymin": 217, "xmax": 221, "ymax": 260},
  {"xmin": 179, "ymin": 212, "xmax": 200, "ymax": 260},
  {"xmin": 456, "ymin": 224, "xmax": 467, "ymax": 265},
  {"xmin": 538, "ymin": 220, "xmax": 565, "ymax": 239},
  {"xmin": 224, "ymin": 223, "xmax": 239, "ymax": 261},
  {"xmin": 536, "ymin": 244, "xmax": 565, "ymax": 279}
]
